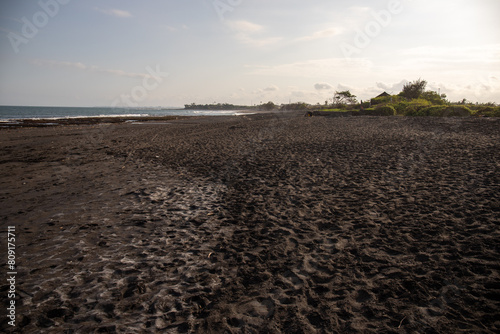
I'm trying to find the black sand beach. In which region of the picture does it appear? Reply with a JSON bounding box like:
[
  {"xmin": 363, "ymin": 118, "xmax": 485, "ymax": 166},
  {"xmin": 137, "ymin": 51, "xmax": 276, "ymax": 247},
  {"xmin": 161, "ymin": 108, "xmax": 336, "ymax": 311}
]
[{"xmin": 1, "ymin": 114, "xmax": 499, "ymax": 333}]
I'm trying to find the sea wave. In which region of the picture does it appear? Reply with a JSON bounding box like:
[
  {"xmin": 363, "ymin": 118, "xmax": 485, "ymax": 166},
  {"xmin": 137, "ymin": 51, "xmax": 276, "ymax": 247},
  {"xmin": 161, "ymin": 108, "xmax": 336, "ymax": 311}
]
[{"xmin": 0, "ymin": 106, "xmax": 256, "ymax": 120}]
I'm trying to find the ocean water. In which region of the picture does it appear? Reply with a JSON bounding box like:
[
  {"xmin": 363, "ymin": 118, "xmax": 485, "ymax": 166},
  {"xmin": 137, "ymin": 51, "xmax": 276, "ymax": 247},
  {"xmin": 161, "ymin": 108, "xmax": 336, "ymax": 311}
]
[{"xmin": 0, "ymin": 106, "xmax": 252, "ymax": 120}]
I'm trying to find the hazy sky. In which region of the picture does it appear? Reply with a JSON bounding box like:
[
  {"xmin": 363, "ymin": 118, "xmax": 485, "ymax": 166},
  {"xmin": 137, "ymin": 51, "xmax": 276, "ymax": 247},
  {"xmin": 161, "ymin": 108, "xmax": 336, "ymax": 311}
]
[{"xmin": 0, "ymin": 0, "xmax": 499, "ymax": 107}]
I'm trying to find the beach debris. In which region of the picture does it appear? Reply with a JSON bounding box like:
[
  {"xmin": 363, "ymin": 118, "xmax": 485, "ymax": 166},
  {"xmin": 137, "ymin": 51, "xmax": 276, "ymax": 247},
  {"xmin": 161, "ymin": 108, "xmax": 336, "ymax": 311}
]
[{"xmin": 398, "ymin": 316, "xmax": 407, "ymax": 328}]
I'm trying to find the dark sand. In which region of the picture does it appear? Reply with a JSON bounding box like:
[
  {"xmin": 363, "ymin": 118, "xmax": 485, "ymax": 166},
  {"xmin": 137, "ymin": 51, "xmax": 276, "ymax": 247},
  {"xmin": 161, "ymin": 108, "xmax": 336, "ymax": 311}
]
[{"xmin": 1, "ymin": 114, "xmax": 499, "ymax": 333}]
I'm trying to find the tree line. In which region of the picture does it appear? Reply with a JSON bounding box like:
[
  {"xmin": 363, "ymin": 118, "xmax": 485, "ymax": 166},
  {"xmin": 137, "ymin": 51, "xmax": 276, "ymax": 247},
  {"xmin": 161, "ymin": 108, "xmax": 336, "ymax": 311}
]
[{"xmin": 184, "ymin": 79, "xmax": 499, "ymax": 116}]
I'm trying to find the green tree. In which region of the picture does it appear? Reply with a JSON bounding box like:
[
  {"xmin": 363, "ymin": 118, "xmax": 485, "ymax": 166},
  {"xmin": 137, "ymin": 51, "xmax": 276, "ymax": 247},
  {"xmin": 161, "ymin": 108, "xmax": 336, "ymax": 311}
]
[
  {"xmin": 261, "ymin": 101, "xmax": 276, "ymax": 111},
  {"xmin": 421, "ymin": 91, "xmax": 447, "ymax": 105},
  {"xmin": 400, "ymin": 78, "xmax": 427, "ymax": 100},
  {"xmin": 280, "ymin": 102, "xmax": 310, "ymax": 110},
  {"xmin": 334, "ymin": 90, "xmax": 357, "ymax": 105}
]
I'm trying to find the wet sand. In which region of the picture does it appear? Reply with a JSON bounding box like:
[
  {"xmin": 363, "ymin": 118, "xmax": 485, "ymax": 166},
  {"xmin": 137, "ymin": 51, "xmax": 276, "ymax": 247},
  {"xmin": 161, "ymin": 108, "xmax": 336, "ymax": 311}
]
[{"xmin": 1, "ymin": 114, "xmax": 499, "ymax": 333}]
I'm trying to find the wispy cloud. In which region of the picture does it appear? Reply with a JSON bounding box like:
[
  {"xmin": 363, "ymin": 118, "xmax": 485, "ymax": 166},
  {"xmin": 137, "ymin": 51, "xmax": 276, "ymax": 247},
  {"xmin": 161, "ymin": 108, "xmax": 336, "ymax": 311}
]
[
  {"xmin": 263, "ymin": 85, "xmax": 279, "ymax": 92},
  {"xmin": 376, "ymin": 80, "xmax": 407, "ymax": 93},
  {"xmin": 247, "ymin": 58, "xmax": 373, "ymax": 78},
  {"xmin": 314, "ymin": 83, "xmax": 334, "ymax": 90},
  {"xmin": 32, "ymin": 59, "xmax": 87, "ymax": 70},
  {"xmin": 399, "ymin": 44, "xmax": 500, "ymax": 66},
  {"xmin": 235, "ymin": 34, "xmax": 282, "ymax": 48},
  {"xmin": 347, "ymin": 6, "xmax": 371, "ymax": 13},
  {"xmin": 95, "ymin": 8, "xmax": 132, "ymax": 18},
  {"xmin": 163, "ymin": 24, "xmax": 189, "ymax": 32},
  {"xmin": 31, "ymin": 59, "xmax": 149, "ymax": 79},
  {"xmin": 227, "ymin": 20, "xmax": 264, "ymax": 33},
  {"xmin": 251, "ymin": 85, "xmax": 280, "ymax": 95},
  {"xmin": 296, "ymin": 27, "xmax": 343, "ymax": 42},
  {"xmin": 226, "ymin": 20, "xmax": 282, "ymax": 47}
]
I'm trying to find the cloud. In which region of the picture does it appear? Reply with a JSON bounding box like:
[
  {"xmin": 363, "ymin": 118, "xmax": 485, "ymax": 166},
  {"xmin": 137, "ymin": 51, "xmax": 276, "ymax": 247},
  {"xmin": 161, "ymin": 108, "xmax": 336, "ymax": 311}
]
[
  {"xmin": 165, "ymin": 26, "xmax": 178, "ymax": 32},
  {"xmin": 32, "ymin": 59, "xmax": 149, "ymax": 79},
  {"xmin": 401, "ymin": 44, "xmax": 500, "ymax": 59},
  {"xmin": 251, "ymin": 85, "xmax": 279, "ymax": 94},
  {"xmin": 227, "ymin": 20, "xmax": 264, "ymax": 33},
  {"xmin": 289, "ymin": 90, "xmax": 327, "ymax": 102},
  {"xmin": 32, "ymin": 59, "xmax": 87, "ymax": 70},
  {"xmin": 314, "ymin": 83, "xmax": 333, "ymax": 90},
  {"xmin": 95, "ymin": 8, "xmax": 132, "ymax": 18},
  {"xmin": 247, "ymin": 57, "xmax": 373, "ymax": 78},
  {"xmin": 164, "ymin": 24, "xmax": 189, "ymax": 32},
  {"xmin": 348, "ymin": 6, "xmax": 371, "ymax": 13},
  {"xmin": 226, "ymin": 20, "xmax": 282, "ymax": 47},
  {"xmin": 291, "ymin": 91, "xmax": 306, "ymax": 98},
  {"xmin": 433, "ymin": 79, "xmax": 500, "ymax": 103},
  {"xmin": 337, "ymin": 83, "xmax": 354, "ymax": 91},
  {"xmin": 387, "ymin": 44, "xmax": 500, "ymax": 102},
  {"xmin": 235, "ymin": 35, "xmax": 282, "ymax": 48},
  {"xmin": 376, "ymin": 80, "xmax": 407, "ymax": 94},
  {"xmin": 263, "ymin": 85, "xmax": 279, "ymax": 92},
  {"xmin": 296, "ymin": 28, "xmax": 343, "ymax": 42},
  {"xmin": 398, "ymin": 44, "xmax": 500, "ymax": 70}
]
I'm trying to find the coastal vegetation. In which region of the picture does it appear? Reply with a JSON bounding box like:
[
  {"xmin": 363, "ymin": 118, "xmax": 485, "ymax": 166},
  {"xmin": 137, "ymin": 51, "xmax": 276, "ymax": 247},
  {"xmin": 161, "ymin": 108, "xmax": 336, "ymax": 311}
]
[
  {"xmin": 185, "ymin": 79, "xmax": 500, "ymax": 116},
  {"xmin": 184, "ymin": 103, "xmax": 250, "ymax": 110}
]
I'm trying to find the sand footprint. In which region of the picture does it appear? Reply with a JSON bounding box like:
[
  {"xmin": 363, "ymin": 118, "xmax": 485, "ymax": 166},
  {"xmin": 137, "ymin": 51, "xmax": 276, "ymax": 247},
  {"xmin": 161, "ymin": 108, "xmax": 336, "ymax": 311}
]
[
  {"xmin": 238, "ymin": 298, "xmax": 275, "ymax": 318},
  {"xmin": 280, "ymin": 270, "xmax": 305, "ymax": 290},
  {"xmin": 229, "ymin": 297, "xmax": 276, "ymax": 329}
]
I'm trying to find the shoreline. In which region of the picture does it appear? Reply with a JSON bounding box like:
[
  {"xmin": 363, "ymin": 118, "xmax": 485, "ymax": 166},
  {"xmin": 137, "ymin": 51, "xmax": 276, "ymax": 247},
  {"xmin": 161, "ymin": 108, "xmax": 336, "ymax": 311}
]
[
  {"xmin": 0, "ymin": 115, "xmax": 189, "ymax": 128},
  {"xmin": 1, "ymin": 112, "xmax": 494, "ymax": 129},
  {"xmin": 0, "ymin": 109, "xmax": 273, "ymax": 128}
]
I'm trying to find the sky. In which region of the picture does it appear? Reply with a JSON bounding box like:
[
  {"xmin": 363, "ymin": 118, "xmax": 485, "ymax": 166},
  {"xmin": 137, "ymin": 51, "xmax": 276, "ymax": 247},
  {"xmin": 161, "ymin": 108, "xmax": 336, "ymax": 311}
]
[{"xmin": 0, "ymin": 0, "xmax": 499, "ymax": 107}]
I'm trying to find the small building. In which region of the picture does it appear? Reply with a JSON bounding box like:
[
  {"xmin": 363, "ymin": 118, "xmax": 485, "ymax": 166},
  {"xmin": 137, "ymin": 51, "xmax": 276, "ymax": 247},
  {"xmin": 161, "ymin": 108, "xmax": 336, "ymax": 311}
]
[
  {"xmin": 370, "ymin": 91, "xmax": 392, "ymax": 106},
  {"xmin": 375, "ymin": 92, "xmax": 390, "ymax": 98}
]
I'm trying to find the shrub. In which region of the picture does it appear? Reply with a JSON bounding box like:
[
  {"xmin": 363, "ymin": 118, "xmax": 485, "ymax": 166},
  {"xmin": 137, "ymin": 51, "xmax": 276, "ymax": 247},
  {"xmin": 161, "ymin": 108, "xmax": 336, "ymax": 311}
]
[
  {"xmin": 402, "ymin": 100, "xmax": 432, "ymax": 116},
  {"xmin": 411, "ymin": 105, "xmax": 470, "ymax": 117},
  {"xmin": 488, "ymin": 107, "xmax": 500, "ymax": 117},
  {"xmin": 374, "ymin": 105, "xmax": 396, "ymax": 116},
  {"xmin": 493, "ymin": 107, "xmax": 500, "ymax": 117},
  {"xmin": 442, "ymin": 106, "xmax": 471, "ymax": 117},
  {"xmin": 320, "ymin": 108, "xmax": 345, "ymax": 112},
  {"xmin": 404, "ymin": 106, "xmax": 425, "ymax": 116},
  {"xmin": 371, "ymin": 96, "xmax": 391, "ymax": 105},
  {"xmin": 360, "ymin": 101, "xmax": 371, "ymax": 109},
  {"xmin": 421, "ymin": 105, "xmax": 447, "ymax": 116},
  {"xmin": 473, "ymin": 106, "xmax": 500, "ymax": 117},
  {"xmin": 409, "ymin": 99, "xmax": 433, "ymax": 106},
  {"xmin": 421, "ymin": 91, "xmax": 447, "ymax": 105},
  {"xmin": 394, "ymin": 102, "xmax": 409, "ymax": 115},
  {"xmin": 355, "ymin": 108, "xmax": 374, "ymax": 115},
  {"xmin": 472, "ymin": 106, "xmax": 494, "ymax": 116},
  {"xmin": 371, "ymin": 95, "xmax": 403, "ymax": 106}
]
